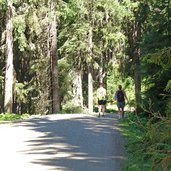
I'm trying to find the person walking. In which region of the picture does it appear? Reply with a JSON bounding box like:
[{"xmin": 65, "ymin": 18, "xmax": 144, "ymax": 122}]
[
  {"xmin": 96, "ymin": 83, "xmax": 107, "ymax": 117},
  {"xmin": 115, "ymin": 85, "xmax": 128, "ymax": 119}
]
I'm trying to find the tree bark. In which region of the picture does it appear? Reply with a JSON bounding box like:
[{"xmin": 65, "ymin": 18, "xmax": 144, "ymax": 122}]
[
  {"xmin": 99, "ymin": 56, "xmax": 104, "ymax": 84},
  {"xmin": 126, "ymin": 19, "xmax": 142, "ymax": 113},
  {"xmin": 49, "ymin": 1, "xmax": 60, "ymax": 113},
  {"xmin": 133, "ymin": 47, "xmax": 141, "ymax": 113},
  {"xmin": 88, "ymin": 27, "xmax": 93, "ymax": 113},
  {"xmin": 88, "ymin": 64, "xmax": 93, "ymax": 113},
  {"xmin": 131, "ymin": 20, "xmax": 142, "ymax": 113},
  {"xmin": 73, "ymin": 70, "xmax": 83, "ymax": 108},
  {"xmin": 4, "ymin": 0, "xmax": 14, "ymax": 114}
]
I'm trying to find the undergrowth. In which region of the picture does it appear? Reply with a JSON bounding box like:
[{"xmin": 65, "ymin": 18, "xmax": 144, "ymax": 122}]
[
  {"xmin": 122, "ymin": 112, "xmax": 171, "ymax": 171},
  {"xmin": 0, "ymin": 113, "xmax": 30, "ymax": 121}
]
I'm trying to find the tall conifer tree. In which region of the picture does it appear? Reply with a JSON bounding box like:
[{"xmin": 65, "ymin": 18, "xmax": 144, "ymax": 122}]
[
  {"xmin": 48, "ymin": 0, "xmax": 60, "ymax": 113},
  {"xmin": 4, "ymin": 0, "xmax": 14, "ymax": 113}
]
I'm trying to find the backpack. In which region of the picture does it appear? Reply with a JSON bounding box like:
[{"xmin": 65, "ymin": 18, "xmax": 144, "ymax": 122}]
[{"xmin": 116, "ymin": 90, "xmax": 124, "ymax": 102}]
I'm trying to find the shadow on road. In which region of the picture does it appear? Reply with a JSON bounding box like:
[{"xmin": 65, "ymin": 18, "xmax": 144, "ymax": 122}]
[{"xmin": 16, "ymin": 114, "xmax": 126, "ymax": 171}]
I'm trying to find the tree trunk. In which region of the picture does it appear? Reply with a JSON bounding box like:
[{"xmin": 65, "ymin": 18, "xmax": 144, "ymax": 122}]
[
  {"xmin": 49, "ymin": 1, "xmax": 60, "ymax": 113},
  {"xmin": 99, "ymin": 56, "xmax": 104, "ymax": 83},
  {"xmin": 4, "ymin": 0, "xmax": 13, "ymax": 114},
  {"xmin": 88, "ymin": 64, "xmax": 93, "ymax": 113},
  {"xmin": 88, "ymin": 27, "xmax": 93, "ymax": 113},
  {"xmin": 73, "ymin": 70, "xmax": 83, "ymax": 108},
  {"xmin": 126, "ymin": 19, "xmax": 142, "ymax": 113},
  {"xmin": 133, "ymin": 47, "xmax": 141, "ymax": 113},
  {"xmin": 131, "ymin": 20, "xmax": 142, "ymax": 113}
]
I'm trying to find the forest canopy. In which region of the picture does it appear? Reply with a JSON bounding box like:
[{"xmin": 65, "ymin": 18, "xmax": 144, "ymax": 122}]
[{"xmin": 0, "ymin": 0, "xmax": 170, "ymax": 116}]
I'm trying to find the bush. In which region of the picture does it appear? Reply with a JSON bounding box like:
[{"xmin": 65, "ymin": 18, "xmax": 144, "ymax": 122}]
[
  {"xmin": 0, "ymin": 113, "xmax": 30, "ymax": 121},
  {"xmin": 122, "ymin": 112, "xmax": 171, "ymax": 171}
]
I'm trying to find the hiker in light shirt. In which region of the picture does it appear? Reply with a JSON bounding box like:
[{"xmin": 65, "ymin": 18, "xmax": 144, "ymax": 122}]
[{"xmin": 96, "ymin": 83, "xmax": 107, "ymax": 117}]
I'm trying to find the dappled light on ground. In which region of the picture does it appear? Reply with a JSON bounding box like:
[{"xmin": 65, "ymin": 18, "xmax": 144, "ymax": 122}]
[{"xmin": 0, "ymin": 114, "xmax": 126, "ymax": 171}]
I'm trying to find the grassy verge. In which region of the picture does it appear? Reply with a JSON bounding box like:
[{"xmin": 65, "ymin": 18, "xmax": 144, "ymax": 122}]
[
  {"xmin": 0, "ymin": 113, "xmax": 30, "ymax": 121},
  {"xmin": 121, "ymin": 112, "xmax": 171, "ymax": 171}
]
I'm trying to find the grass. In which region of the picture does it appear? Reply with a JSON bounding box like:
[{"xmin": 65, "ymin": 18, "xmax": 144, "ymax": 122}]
[
  {"xmin": 0, "ymin": 113, "xmax": 30, "ymax": 121},
  {"xmin": 121, "ymin": 112, "xmax": 171, "ymax": 171}
]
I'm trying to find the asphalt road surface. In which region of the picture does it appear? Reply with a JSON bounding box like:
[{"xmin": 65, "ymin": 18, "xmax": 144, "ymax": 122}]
[{"xmin": 0, "ymin": 114, "xmax": 127, "ymax": 171}]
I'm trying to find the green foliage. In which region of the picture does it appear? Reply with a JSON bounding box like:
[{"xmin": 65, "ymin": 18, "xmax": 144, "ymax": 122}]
[
  {"xmin": 0, "ymin": 0, "xmax": 170, "ymax": 115},
  {"xmin": 142, "ymin": 47, "xmax": 171, "ymax": 115},
  {"xmin": 58, "ymin": 58, "xmax": 74, "ymax": 105},
  {"xmin": 166, "ymin": 80, "xmax": 171, "ymax": 92},
  {"xmin": 107, "ymin": 64, "xmax": 135, "ymax": 106},
  {"xmin": 165, "ymin": 98, "xmax": 171, "ymax": 117},
  {"xmin": 0, "ymin": 76, "xmax": 4, "ymax": 84},
  {"xmin": 0, "ymin": 113, "xmax": 30, "ymax": 121},
  {"xmin": 122, "ymin": 113, "xmax": 171, "ymax": 171},
  {"xmin": 146, "ymin": 48, "xmax": 171, "ymax": 70},
  {"xmin": 0, "ymin": 0, "xmax": 5, "ymax": 7},
  {"xmin": 62, "ymin": 102, "xmax": 87, "ymax": 114},
  {"xmin": 140, "ymin": 0, "xmax": 171, "ymax": 116},
  {"xmin": 59, "ymin": 57, "xmax": 87, "ymax": 113},
  {"xmin": 0, "ymin": 0, "xmax": 5, "ymax": 9},
  {"xmin": 13, "ymin": 15, "xmax": 27, "ymax": 51},
  {"xmin": 14, "ymin": 82, "xmax": 33, "ymax": 103}
]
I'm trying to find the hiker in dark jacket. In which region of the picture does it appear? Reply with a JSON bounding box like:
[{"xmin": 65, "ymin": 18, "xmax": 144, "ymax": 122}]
[{"xmin": 114, "ymin": 85, "xmax": 128, "ymax": 119}]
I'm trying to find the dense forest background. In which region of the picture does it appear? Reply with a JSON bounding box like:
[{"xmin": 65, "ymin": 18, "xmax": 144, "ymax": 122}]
[{"xmin": 0, "ymin": 0, "xmax": 171, "ymax": 116}]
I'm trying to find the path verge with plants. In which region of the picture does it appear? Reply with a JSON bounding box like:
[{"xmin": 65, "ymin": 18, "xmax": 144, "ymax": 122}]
[{"xmin": 121, "ymin": 112, "xmax": 171, "ymax": 171}]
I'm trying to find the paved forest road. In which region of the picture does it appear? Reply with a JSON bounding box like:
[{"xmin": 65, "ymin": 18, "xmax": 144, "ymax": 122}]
[{"xmin": 0, "ymin": 114, "xmax": 127, "ymax": 171}]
